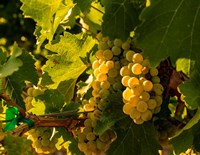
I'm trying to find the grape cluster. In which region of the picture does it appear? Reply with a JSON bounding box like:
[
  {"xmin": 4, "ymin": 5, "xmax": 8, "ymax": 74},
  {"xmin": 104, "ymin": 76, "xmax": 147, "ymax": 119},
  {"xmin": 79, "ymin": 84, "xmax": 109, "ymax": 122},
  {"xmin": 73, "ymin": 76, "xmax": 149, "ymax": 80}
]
[
  {"xmin": 27, "ymin": 127, "xmax": 58, "ymax": 154},
  {"xmin": 120, "ymin": 50, "xmax": 164, "ymax": 124},
  {"xmin": 22, "ymin": 86, "xmax": 44, "ymax": 111}
]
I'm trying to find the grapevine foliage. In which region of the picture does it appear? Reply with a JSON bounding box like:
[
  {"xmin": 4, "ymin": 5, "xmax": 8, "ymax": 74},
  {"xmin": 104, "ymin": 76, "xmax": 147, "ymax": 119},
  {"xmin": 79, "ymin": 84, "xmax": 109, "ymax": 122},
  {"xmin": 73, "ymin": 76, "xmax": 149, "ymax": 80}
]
[{"xmin": 0, "ymin": 0, "xmax": 200, "ymax": 155}]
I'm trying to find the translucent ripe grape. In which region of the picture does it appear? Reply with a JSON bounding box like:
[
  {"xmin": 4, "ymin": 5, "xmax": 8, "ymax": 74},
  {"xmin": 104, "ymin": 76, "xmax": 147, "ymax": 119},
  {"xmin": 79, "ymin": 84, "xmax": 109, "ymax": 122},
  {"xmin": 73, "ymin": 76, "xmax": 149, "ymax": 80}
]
[
  {"xmin": 153, "ymin": 84, "xmax": 164, "ymax": 95},
  {"xmin": 126, "ymin": 50, "xmax": 135, "ymax": 62},
  {"xmin": 147, "ymin": 99, "xmax": 157, "ymax": 110},
  {"xmin": 123, "ymin": 103, "xmax": 134, "ymax": 115},
  {"xmin": 128, "ymin": 77, "xmax": 139, "ymax": 88},
  {"xmin": 136, "ymin": 101, "xmax": 148, "ymax": 112},
  {"xmin": 92, "ymin": 89, "xmax": 100, "ymax": 97},
  {"xmin": 94, "ymin": 68, "xmax": 100, "ymax": 77},
  {"xmin": 141, "ymin": 110, "xmax": 152, "ymax": 121},
  {"xmin": 103, "ymin": 49, "xmax": 113, "ymax": 60},
  {"xmin": 92, "ymin": 60, "xmax": 100, "ymax": 69},
  {"xmin": 112, "ymin": 46, "xmax": 121, "ymax": 56},
  {"xmin": 83, "ymin": 127, "xmax": 93, "ymax": 135},
  {"xmin": 84, "ymin": 118, "xmax": 93, "ymax": 127},
  {"xmin": 131, "ymin": 63, "xmax": 143, "ymax": 75},
  {"xmin": 122, "ymin": 88, "xmax": 133, "ymax": 101},
  {"xmin": 121, "ymin": 76, "xmax": 130, "ymax": 87},
  {"xmin": 108, "ymin": 68, "xmax": 118, "ymax": 77},
  {"xmin": 100, "ymin": 81, "xmax": 110, "ymax": 89},
  {"xmin": 106, "ymin": 61, "xmax": 114, "ymax": 69},
  {"xmin": 132, "ymin": 53, "xmax": 143, "ymax": 63},
  {"xmin": 142, "ymin": 67, "xmax": 149, "ymax": 75},
  {"xmin": 133, "ymin": 118, "xmax": 144, "ymax": 125},
  {"xmin": 139, "ymin": 91, "xmax": 150, "ymax": 101},
  {"xmin": 92, "ymin": 80, "xmax": 101, "ymax": 90},
  {"xmin": 129, "ymin": 95, "xmax": 139, "ymax": 107},
  {"xmin": 142, "ymin": 80, "xmax": 153, "ymax": 92},
  {"xmin": 120, "ymin": 66, "xmax": 131, "ymax": 76},
  {"xmin": 96, "ymin": 32, "xmax": 103, "ymax": 41},
  {"xmin": 150, "ymin": 68, "xmax": 159, "ymax": 76},
  {"xmin": 89, "ymin": 97, "xmax": 97, "ymax": 106},
  {"xmin": 99, "ymin": 63, "xmax": 109, "ymax": 74},
  {"xmin": 97, "ymin": 73, "xmax": 107, "ymax": 82},
  {"xmin": 78, "ymin": 142, "xmax": 88, "ymax": 152},
  {"xmin": 95, "ymin": 50, "xmax": 104, "ymax": 59},
  {"xmin": 77, "ymin": 132, "xmax": 86, "ymax": 142},
  {"xmin": 88, "ymin": 141, "xmax": 97, "ymax": 152},
  {"xmin": 131, "ymin": 84, "xmax": 143, "ymax": 96},
  {"xmin": 130, "ymin": 108, "xmax": 141, "ymax": 119},
  {"xmin": 84, "ymin": 103, "xmax": 95, "ymax": 111}
]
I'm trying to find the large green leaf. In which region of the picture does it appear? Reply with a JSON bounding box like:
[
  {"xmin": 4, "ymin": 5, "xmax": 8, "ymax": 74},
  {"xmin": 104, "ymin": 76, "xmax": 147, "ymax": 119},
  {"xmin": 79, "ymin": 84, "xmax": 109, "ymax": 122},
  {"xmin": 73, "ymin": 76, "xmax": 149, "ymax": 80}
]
[
  {"xmin": 107, "ymin": 120, "xmax": 161, "ymax": 155},
  {"xmin": 0, "ymin": 49, "xmax": 7, "ymax": 65},
  {"xmin": 0, "ymin": 45, "xmax": 23, "ymax": 78},
  {"xmin": 102, "ymin": 0, "xmax": 145, "ymax": 40},
  {"xmin": 20, "ymin": 0, "xmax": 74, "ymax": 43},
  {"xmin": 136, "ymin": 0, "xmax": 200, "ymax": 66},
  {"xmin": 170, "ymin": 108, "xmax": 200, "ymax": 154},
  {"xmin": 6, "ymin": 45, "xmax": 38, "ymax": 110},
  {"xmin": 42, "ymin": 32, "xmax": 96, "ymax": 88}
]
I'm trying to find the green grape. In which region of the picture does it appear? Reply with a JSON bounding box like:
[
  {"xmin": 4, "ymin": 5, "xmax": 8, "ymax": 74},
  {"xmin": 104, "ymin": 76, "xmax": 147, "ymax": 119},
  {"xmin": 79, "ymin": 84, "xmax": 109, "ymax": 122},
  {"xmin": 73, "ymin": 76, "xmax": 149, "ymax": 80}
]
[
  {"xmin": 131, "ymin": 84, "xmax": 143, "ymax": 96},
  {"xmin": 78, "ymin": 132, "xmax": 87, "ymax": 142},
  {"xmin": 142, "ymin": 80, "xmax": 153, "ymax": 92},
  {"xmin": 121, "ymin": 76, "xmax": 130, "ymax": 87},
  {"xmin": 154, "ymin": 95, "xmax": 163, "ymax": 106},
  {"xmin": 114, "ymin": 38, "xmax": 122, "ymax": 47},
  {"xmin": 147, "ymin": 99, "xmax": 157, "ymax": 110},
  {"xmin": 87, "ymin": 141, "xmax": 97, "ymax": 152},
  {"xmin": 112, "ymin": 82, "xmax": 123, "ymax": 91},
  {"xmin": 103, "ymin": 49, "xmax": 113, "ymax": 60},
  {"xmin": 78, "ymin": 142, "xmax": 88, "ymax": 152},
  {"xmin": 150, "ymin": 68, "xmax": 158, "ymax": 76},
  {"xmin": 86, "ymin": 132, "xmax": 96, "ymax": 141},
  {"xmin": 154, "ymin": 107, "xmax": 161, "ymax": 113},
  {"xmin": 130, "ymin": 108, "xmax": 141, "ymax": 119},
  {"xmin": 151, "ymin": 76, "xmax": 160, "ymax": 83},
  {"xmin": 132, "ymin": 53, "xmax": 143, "ymax": 63},
  {"xmin": 99, "ymin": 63, "xmax": 109, "ymax": 74},
  {"xmin": 93, "ymin": 109, "xmax": 102, "ymax": 119},
  {"xmin": 112, "ymin": 46, "xmax": 121, "ymax": 56},
  {"xmin": 95, "ymin": 49, "xmax": 104, "ymax": 59},
  {"xmin": 92, "ymin": 60, "xmax": 100, "ymax": 69},
  {"xmin": 126, "ymin": 50, "xmax": 135, "ymax": 62},
  {"xmin": 107, "ymin": 40, "xmax": 114, "ymax": 47},
  {"xmin": 114, "ymin": 61, "xmax": 121, "ymax": 70},
  {"xmin": 106, "ymin": 60, "xmax": 114, "ymax": 69},
  {"xmin": 98, "ymin": 42, "xmax": 109, "ymax": 50},
  {"xmin": 153, "ymin": 84, "xmax": 164, "ymax": 95},
  {"xmin": 96, "ymin": 138, "xmax": 107, "ymax": 150},
  {"xmin": 123, "ymin": 103, "xmax": 134, "ymax": 115},
  {"xmin": 128, "ymin": 77, "xmax": 139, "ymax": 88},
  {"xmin": 107, "ymin": 77, "xmax": 116, "ymax": 84},
  {"xmin": 136, "ymin": 101, "xmax": 148, "ymax": 112},
  {"xmin": 108, "ymin": 68, "xmax": 118, "ymax": 77},
  {"xmin": 99, "ymin": 131, "xmax": 110, "ymax": 143},
  {"xmin": 139, "ymin": 91, "xmax": 150, "ymax": 101},
  {"xmin": 141, "ymin": 110, "xmax": 152, "ymax": 121},
  {"xmin": 131, "ymin": 63, "xmax": 143, "ymax": 75},
  {"xmin": 120, "ymin": 58, "xmax": 129, "ymax": 66},
  {"xmin": 99, "ymin": 88, "xmax": 110, "ymax": 98},
  {"xmin": 141, "ymin": 59, "xmax": 151, "ymax": 67},
  {"xmin": 83, "ymin": 127, "xmax": 93, "ymax": 135},
  {"xmin": 127, "ymin": 62, "xmax": 134, "ymax": 70},
  {"xmin": 129, "ymin": 95, "xmax": 139, "ymax": 107},
  {"xmin": 97, "ymin": 73, "xmax": 107, "ymax": 82},
  {"xmin": 84, "ymin": 118, "xmax": 93, "ymax": 127},
  {"xmin": 120, "ymin": 66, "xmax": 131, "ymax": 76},
  {"xmin": 122, "ymin": 88, "xmax": 133, "ymax": 101},
  {"xmin": 122, "ymin": 41, "xmax": 130, "ymax": 50},
  {"xmin": 100, "ymin": 81, "xmax": 110, "ymax": 89}
]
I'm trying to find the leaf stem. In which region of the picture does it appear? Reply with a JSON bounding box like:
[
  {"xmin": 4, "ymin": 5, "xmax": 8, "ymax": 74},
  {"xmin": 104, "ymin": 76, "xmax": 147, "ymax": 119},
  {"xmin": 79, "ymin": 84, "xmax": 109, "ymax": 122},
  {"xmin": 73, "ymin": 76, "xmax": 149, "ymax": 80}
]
[{"xmin": 91, "ymin": 5, "xmax": 104, "ymax": 14}]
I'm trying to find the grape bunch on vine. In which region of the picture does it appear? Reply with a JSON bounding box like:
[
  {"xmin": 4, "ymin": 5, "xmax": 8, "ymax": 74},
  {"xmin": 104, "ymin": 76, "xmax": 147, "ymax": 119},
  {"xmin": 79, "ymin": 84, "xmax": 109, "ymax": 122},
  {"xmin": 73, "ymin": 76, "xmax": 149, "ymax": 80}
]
[{"xmin": 0, "ymin": 0, "xmax": 200, "ymax": 155}]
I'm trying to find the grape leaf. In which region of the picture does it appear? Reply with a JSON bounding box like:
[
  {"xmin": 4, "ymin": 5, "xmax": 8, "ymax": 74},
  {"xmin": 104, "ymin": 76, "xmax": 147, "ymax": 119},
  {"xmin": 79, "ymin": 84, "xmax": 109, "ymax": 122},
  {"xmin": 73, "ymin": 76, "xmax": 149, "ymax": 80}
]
[
  {"xmin": 0, "ymin": 49, "xmax": 7, "ymax": 65},
  {"xmin": 37, "ymin": 89, "xmax": 64, "ymax": 113},
  {"xmin": 170, "ymin": 108, "xmax": 200, "ymax": 154},
  {"xmin": 73, "ymin": 0, "xmax": 93, "ymax": 12},
  {"xmin": 20, "ymin": 0, "xmax": 74, "ymax": 43},
  {"xmin": 107, "ymin": 120, "xmax": 161, "ymax": 155},
  {"xmin": 94, "ymin": 91, "xmax": 126, "ymax": 135},
  {"xmin": 4, "ymin": 133, "xmax": 34, "ymax": 155},
  {"xmin": 0, "ymin": 44, "xmax": 23, "ymax": 78},
  {"xmin": 102, "ymin": 0, "xmax": 144, "ymax": 40},
  {"xmin": 42, "ymin": 32, "xmax": 96, "ymax": 88},
  {"xmin": 6, "ymin": 45, "xmax": 38, "ymax": 110},
  {"xmin": 57, "ymin": 79, "xmax": 77, "ymax": 102},
  {"xmin": 136, "ymin": 0, "xmax": 200, "ymax": 66}
]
